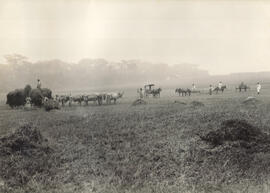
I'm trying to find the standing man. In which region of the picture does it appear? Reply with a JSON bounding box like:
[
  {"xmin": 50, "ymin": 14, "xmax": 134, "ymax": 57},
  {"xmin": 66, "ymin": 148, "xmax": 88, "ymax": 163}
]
[
  {"xmin": 209, "ymin": 84, "xmax": 213, "ymax": 95},
  {"xmin": 137, "ymin": 88, "xmax": 144, "ymax": 99},
  {"xmin": 37, "ymin": 79, "xmax": 41, "ymax": 89},
  {"xmin": 192, "ymin": 83, "xmax": 196, "ymax": 91},
  {"xmin": 139, "ymin": 88, "xmax": 144, "ymax": 99},
  {"xmin": 257, "ymin": 82, "xmax": 261, "ymax": 95},
  {"xmin": 24, "ymin": 97, "xmax": 32, "ymax": 110}
]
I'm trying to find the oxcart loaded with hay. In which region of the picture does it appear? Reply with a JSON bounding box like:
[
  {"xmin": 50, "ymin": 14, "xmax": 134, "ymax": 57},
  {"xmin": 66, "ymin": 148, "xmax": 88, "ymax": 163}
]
[
  {"xmin": 6, "ymin": 84, "xmax": 59, "ymax": 111},
  {"xmin": 144, "ymin": 84, "xmax": 162, "ymax": 98}
]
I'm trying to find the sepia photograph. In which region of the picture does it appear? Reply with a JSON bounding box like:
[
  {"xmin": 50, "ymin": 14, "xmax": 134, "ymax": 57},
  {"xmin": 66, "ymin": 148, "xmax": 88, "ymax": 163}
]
[{"xmin": 0, "ymin": 0, "xmax": 270, "ymax": 192}]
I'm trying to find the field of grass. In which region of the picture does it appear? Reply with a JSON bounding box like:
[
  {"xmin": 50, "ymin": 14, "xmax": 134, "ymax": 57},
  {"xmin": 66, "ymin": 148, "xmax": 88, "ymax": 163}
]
[{"xmin": 0, "ymin": 87, "xmax": 270, "ymax": 193}]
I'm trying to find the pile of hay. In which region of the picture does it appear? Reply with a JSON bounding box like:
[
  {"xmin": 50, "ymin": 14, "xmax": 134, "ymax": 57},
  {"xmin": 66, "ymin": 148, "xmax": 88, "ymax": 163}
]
[
  {"xmin": 183, "ymin": 119, "xmax": 270, "ymax": 186},
  {"xmin": 0, "ymin": 124, "xmax": 56, "ymax": 187},
  {"xmin": 200, "ymin": 119, "xmax": 267, "ymax": 146},
  {"xmin": 43, "ymin": 99, "xmax": 60, "ymax": 111},
  {"xmin": 132, "ymin": 99, "xmax": 147, "ymax": 106},
  {"xmin": 242, "ymin": 96, "xmax": 259, "ymax": 105},
  {"xmin": 190, "ymin": 101, "xmax": 204, "ymax": 107}
]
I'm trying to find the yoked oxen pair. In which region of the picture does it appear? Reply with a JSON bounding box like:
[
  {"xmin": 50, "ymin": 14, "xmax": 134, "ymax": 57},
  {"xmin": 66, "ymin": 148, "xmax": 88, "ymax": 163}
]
[
  {"xmin": 55, "ymin": 91, "xmax": 124, "ymax": 106},
  {"xmin": 57, "ymin": 94, "xmax": 92, "ymax": 106},
  {"xmin": 85, "ymin": 92, "xmax": 124, "ymax": 105},
  {"xmin": 72, "ymin": 95, "xmax": 85, "ymax": 105},
  {"xmin": 83, "ymin": 93, "xmax": 105, "ymax": 106},
  {"xmin": 56, "ymin": 95, "xmax": 72, "ymax": 106},
  {"xmin": 56, "ymin": 94, "xmax": 103, "ymax": 106}
]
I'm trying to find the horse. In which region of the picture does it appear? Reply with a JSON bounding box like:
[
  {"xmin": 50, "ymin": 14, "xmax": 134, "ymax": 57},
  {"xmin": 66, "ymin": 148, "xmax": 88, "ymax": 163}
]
[
  {"xmin": 151, "ymin": 88, "xmax": 162, "ymax": 98},
  {"xmin": 235, "ymin": 83, "xmax": 250, "ymax": 92},
  {"xmin": 175, "ymin": 88, "xmax": 191, "ymax": 96},
  {"xmin": 213, "ymin": 85, "xmax": 227, "ymax": 94},
  {"xmin": 144, "ymin": 89, "xmax": 152, "ymax": 98}
]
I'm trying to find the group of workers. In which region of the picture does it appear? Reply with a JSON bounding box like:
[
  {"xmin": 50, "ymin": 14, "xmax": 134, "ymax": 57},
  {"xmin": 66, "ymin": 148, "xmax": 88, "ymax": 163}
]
[
  {"xmin": 209, "ymin": 82, "xmax": 224, "ymax": 95},
  {"xmin": 137, "ymin": 81, "xmax": 262, "ymax": 98},
  {"xmin": 208, "ymin": 81, "xmax": 261, "ymax": 95}
]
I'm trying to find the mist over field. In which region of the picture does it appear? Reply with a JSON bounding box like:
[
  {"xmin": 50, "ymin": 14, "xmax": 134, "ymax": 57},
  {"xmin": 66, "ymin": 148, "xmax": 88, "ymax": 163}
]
[{"xmin": 1, "ymin": 54, "xmax": 270, "ymax": 94}]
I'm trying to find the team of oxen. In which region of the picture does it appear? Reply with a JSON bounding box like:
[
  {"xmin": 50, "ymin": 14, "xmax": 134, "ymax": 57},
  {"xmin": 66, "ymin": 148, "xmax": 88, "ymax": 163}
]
[
  {"xmin": 6, "ymin": 84, "xmax": 124, "ymax": 109},
  {"xmin": 56, "ymin": 92, "xmax": 124, "ymax": 107}
]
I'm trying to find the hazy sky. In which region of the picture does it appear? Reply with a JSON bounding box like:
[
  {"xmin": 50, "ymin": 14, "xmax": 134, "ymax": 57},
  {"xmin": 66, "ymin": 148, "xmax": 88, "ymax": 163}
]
[{"xmin": 0, "ymin": 0, "xmax": 270, "ymax": 75}]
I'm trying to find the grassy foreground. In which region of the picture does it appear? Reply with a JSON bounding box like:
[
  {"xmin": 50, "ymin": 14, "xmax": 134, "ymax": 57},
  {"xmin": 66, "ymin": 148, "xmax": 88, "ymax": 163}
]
[{"xmin": 0, "ymin": 89, "xmax": 270, "ymax": 193}]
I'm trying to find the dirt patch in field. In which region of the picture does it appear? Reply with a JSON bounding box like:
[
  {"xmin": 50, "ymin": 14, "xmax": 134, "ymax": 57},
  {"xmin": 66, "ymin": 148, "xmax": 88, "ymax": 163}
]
[
  {"xmin": 242, "ymin": 97, "xmax": 260, "ymax": 105},
  {"xmin": 174, "ymin": 101, "xmax": 187, "ymax": 105},
  {"xmin": 190, "ymin": 101, "xmax": 204, "ymax": 107},
  {"xmin": 0, "ymin": 124, "xmax": 58, "ymax": 187},
  {"xmin": 131, "ymin": 99, "xmax": 147, "ymax": 106}
]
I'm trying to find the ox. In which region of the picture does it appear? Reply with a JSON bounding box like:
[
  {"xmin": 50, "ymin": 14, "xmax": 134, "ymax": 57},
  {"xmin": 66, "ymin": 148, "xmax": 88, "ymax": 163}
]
[
  {"xmin": 57, "ymin": 95, "xmax": 72, "ymax": 106},
  {"xmin": 84, "ymin": 94, "xmax": 104, "ymax": 106},
  {"xmin": 72, "ymin": 95, "xmax": 84, "ymax": 106},
  {"xmin": 106, "ymin": 92, "xmax": 124, "ymax": 104}
]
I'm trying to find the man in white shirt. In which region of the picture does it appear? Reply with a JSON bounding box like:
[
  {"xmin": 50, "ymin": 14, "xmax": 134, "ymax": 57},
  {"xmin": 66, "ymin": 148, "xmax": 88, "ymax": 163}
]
[
  {"xmin": 192, "ymin": 83, "xmax": 196, "ymax": 90},
  {"xmin": 218, "ymin": 81, "xmax": 223, "ymax": 90},
  {"xmin": 37, "ymin": 79, "xmax": 41, "ymax": 89},
  {"xmin": 257, "ymin": 82, "xmax": 261, "ymax": 94}
]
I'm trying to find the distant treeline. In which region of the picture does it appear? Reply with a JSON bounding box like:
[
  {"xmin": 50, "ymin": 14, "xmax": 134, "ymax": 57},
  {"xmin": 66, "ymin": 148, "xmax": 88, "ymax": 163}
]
[
  {"xmin": 0, "ymin": 54, "xmax": 210, "ymax": 92},
  {"xmin": 0, "ymin": 54, "xmax": 269, "ymax": 93}
]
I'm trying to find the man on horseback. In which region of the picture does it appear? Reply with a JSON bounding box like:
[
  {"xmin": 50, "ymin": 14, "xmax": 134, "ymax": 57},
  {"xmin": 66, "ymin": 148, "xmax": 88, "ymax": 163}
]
[{"xmin": 218, "ymin": 81, "xmax": 223, "ymax": 90}]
